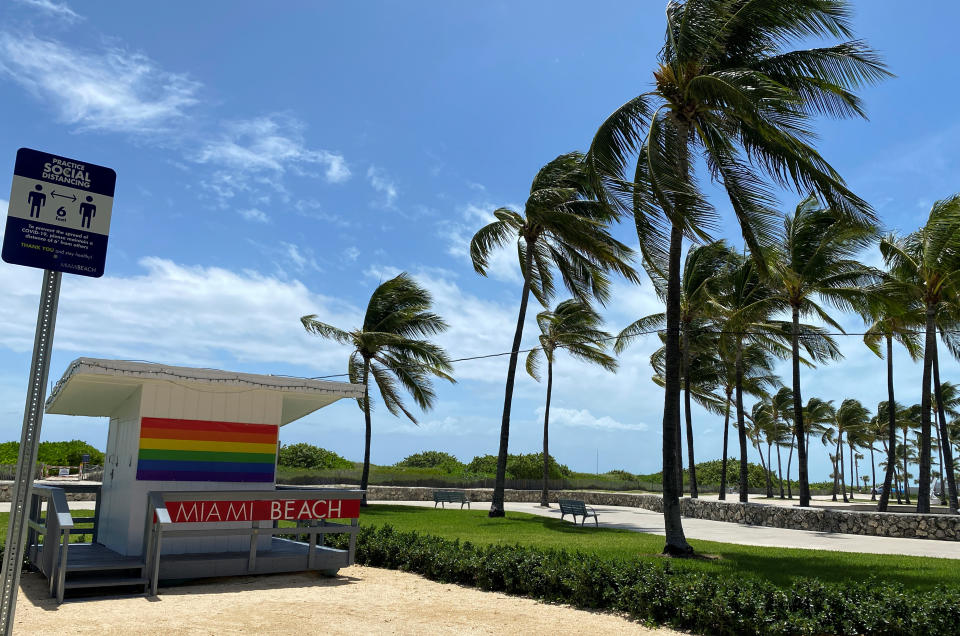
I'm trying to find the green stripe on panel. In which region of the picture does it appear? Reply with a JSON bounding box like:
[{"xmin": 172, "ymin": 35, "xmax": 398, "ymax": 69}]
[{"xmin": 137, "ymin": 449, "xmax": 277, "ymax": 464}]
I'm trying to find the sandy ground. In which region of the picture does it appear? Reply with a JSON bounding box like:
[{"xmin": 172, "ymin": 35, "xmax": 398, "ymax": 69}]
[{"xmin": 13, "ymin": 567, "xmax": 676, "ymax": 635}]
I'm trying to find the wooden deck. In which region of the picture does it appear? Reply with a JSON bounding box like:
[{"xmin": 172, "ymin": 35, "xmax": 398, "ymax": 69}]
[{"xmin": 64, "ymin": 543, "xmax": 145, "ymax": 572}]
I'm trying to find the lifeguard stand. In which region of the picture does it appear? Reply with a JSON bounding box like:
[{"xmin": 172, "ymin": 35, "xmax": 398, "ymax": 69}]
[{"xmin": 30, "ymin": 358, "xmax": 365, "ymax": 601}]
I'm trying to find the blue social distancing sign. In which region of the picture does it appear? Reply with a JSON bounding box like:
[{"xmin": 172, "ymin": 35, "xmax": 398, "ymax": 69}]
[{"xmin": 2, "ymin": 148, "xmax": 115, "ymax": 277}]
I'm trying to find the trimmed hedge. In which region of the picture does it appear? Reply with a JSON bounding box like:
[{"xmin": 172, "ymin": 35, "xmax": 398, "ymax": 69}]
[{"xmin": 330, "ymin": 524, "xmax": 960, "ymax": 635}]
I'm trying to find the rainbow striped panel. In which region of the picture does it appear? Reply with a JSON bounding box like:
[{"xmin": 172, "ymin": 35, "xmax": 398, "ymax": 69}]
[{"xmin": 136, "ymin": 417, "xmax": 278, "ymax": 483}]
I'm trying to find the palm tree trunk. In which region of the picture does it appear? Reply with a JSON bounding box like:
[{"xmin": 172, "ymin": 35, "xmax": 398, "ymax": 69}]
[
  {"xmin": 735, "ymin": 343, "xmax": 749, "ymax": 503},
  {"xmin": 839, "ymin": 434, "xmax": 848, "ymax": 503},
  {"xmin": 682, "ymin": 324, "xmax": 697, "ymax": 498},
  {"xmin": 719, "ymin": 392, "xmax": 731, "ymax": 501},
  {"xmin": 360, "ymin": 358, "xmax": 372, "ymax": 507},
  {"xmin": 870, "ymin": 445, "xmax": 877, "ymax": 501},
  {"xmin": 849, "ymin": 443, "xmax": 855, "ymax": 500},
  {"xmin": 765, "ymin": 442, "xmax": 773, "ymax": 498},
  {"xmin": 831, "ymin": 453, "xmax": 839, "ymax": 502},
  {"xmin": 933, "ymin": 337, "xmax": 959, "ymax": 513},
  {"xmin": 777, "ymin": 444, "xmax": 785, "ymax": 499},
  {"xmin": 786, "ymin": 432, "xmax": 795, "ymax": 499},
  {"xmin": 490, "ymin": 243, "xmax": 535, "ymax": 518},
  {"xmin": 936, "ymin": 418, "xmax": 946, "ymax": 505},
  {"xmin": 792, "ymin": 305, "xmax": 810, "ymax": 506},
  {"xmin": 903, "ymin": 425, "xmax": 911, "ymax": 505},
  {"xmin": 918, "ymin": 306, "xmax": 936, "ymax": 514},
  {"xmin": 895, "ymin": 464, "xmax": 903, "ymax": 504},
  {"xmin": 540, "ymin": 357, "xmax": 553, "ymax": 507},
  {"xmin": 661, "ymin": 223, "xmax": 692, "ymax": 555},
  {"xmin": 878, "ymin": 334, "xmax": 896, "ymax": 512}
]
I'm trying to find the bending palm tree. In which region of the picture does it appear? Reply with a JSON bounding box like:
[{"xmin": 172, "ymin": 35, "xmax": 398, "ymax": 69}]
[
  {"xmin": 471, "ymin": 152, "xmax": 637, "ymax": 518},
  {"xmin": 862, "ymin": 288, "xmax": 922, "ymax": 511},
  {"xmin": 301, "ymin": 273, "xmax": 454, "ymax": 506},
  {"xmin": 587, "ymin": 0, "xmax": 887, "ymax": 554},
  {"xmin": 835, "ymin": 399, "xmax": 871, "ymax": 502},
  {"xmin": 526, "ymin": 300, "xmax": 616, "ymax": 507},
  {"xmin": 713, "ymin": 343, "xmax": 779, "ymax": 500},
  {"xmin": 768, "ymin": 195, "xmax": 877, "ymax": 507},
  {"xmin": 710, "ymin": 252, "xmax": 833, "ymax": 503},
  {"xmin": 619, "ymin": 240, "xmax": 729, "ymax": 498},
  {"xmin": 880, "ymin": 196, "xmax": 960, "ymax": 512}
]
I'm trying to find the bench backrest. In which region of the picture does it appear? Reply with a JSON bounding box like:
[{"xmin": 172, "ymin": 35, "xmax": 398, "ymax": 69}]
[
  {"xmin": 434, "ymin": 491, "xmax": 467, "ymax": 501},
  {"xmin": 558, "ymin": 499, "xmax": 587, "ymax": 514}
]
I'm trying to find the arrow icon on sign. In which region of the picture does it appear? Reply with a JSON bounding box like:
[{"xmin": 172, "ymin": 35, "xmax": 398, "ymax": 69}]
[{"xmin": 51, "ymin": 190, "xmax": 77, "ymax": 202}]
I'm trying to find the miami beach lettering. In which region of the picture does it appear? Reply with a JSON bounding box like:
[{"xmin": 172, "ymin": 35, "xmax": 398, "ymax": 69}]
[
  {"xmin": 165, "ymin": 498, "xmax": 359, "ymax": 523},
  {"xmin": 41, "ymin": 157, "xmax": 91, "ymax": 189}
]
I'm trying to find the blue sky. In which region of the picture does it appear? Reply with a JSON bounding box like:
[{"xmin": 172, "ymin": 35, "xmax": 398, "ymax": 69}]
[{"xmin": 0, "ymin": 1, "xmax": 958, "ymax": 481}]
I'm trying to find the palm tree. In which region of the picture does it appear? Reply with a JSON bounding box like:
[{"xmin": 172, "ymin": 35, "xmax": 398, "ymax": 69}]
[
  {"xmin": 862, "ymin": 289, "xmax": 922, "ymax": 511},
  {"xmin": 838, "ymin": 400, "xmax": 871, "ymax": 500},
  {"xmin": 470, "ymin": 152, "xmax": 637, "ymax": 518},
  {"xmin": 768, "ymin": 195, "xmax": 877, "ymax": 507},
  {"xmin": 767, "ymin": 387, "xmax": 795, "ymax": 499},
  {"xmin": 929, "ymin": 378, "xmax": 960, "ymax": 511},
  {"xmin": 880, "ymin": 196, "xmax": 960, "ymax": 512},
  {"xmin": 586, "ymin": 0, "xmax": 887, "ymax": 555},
  {"xmin": 712, "ymin": 251, "xmax": 836, "ymax": 503},
  {"xmin": 748, "ymin": 400, "xmax": 782, "ymax": 498},
  {"xmin": 712, "ymin": 342, "xmax": 779, "ymax": 500},
  {"xmin": 300, "ymin": 273, "xmax": 454, "ymax": 506},
  {"xmin": 619, "ymin": 240, "xmax": 730, "ymax": 498},
  {"xmin": 897, "ymin": 404, "xmax": 923, "ymax": 505},
  {"xmin": 526, "ymin": 300, "xmax": 616, "ymax": 507}
]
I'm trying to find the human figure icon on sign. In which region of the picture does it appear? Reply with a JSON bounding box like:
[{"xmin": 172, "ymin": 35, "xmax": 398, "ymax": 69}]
[
  {"xmin": 27, "ymin": 184, "xmax": 46, "ymax": 218},
  {"xmin": 78, "ymin": 195, "xmax": 96, "ymax": 229}
]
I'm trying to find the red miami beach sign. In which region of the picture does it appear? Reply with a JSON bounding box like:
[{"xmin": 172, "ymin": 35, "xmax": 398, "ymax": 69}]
[{"xmin": 165, "ymin": 498, "xmax": 360, "ymax": 523}]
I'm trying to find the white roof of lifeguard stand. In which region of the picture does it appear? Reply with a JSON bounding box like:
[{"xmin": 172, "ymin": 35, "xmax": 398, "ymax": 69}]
[{"xmin": 45, "ymin": 358, "xmax": 365, "ymax": 425}]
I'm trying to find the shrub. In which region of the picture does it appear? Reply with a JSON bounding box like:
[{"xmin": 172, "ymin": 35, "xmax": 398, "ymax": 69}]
[
  {"xmin": 278, "ymin": 443, "xmax": 353, "ymax": 470},
  {"xmin": 466, "ymin": 454, "xmax": 498, "ymax": 475},
  {"xmin": 329, "ymin": 524, "xmax": 960, "ymax": 635},
  {"xmin": 467, "ymin": 453, "xmax": 572, "ymax": 480},
  {"xmin": 0, "ymin": 440, "xmax": 105, "ymax": 466},
  {"xmin": 394, "ymin": 451, "xmax": 464, "ymax": 473},
  {"xmin": 507, "ymin": 453, "xmax": 571, "ymax": 480}
]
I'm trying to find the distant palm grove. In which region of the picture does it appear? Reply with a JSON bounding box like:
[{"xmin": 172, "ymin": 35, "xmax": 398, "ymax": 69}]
[{"xmin": 301, "ymin": 0, "xmax": 960, "ymax": 556}]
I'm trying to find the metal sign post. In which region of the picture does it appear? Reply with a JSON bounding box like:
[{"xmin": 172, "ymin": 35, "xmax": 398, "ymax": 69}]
[
  {"xmin": 0, "ymin": 270, "xmax": 61, "ymax": 635},
  {"xmin": 0, "ymin": 148, "xmax": 115, "ymax": 633}
]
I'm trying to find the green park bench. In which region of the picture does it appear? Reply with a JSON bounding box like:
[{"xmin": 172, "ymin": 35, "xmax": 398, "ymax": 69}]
[
  {"xmin": 558, "ymin": 499, "xmax": 598, "ymax": 526},
  {"xmin": 433, "ymin": 490, "xmax": 470, "ymax": 509}
]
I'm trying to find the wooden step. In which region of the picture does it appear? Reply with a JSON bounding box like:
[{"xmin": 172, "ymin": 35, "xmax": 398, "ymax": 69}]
[
  {"xmin": 64, "ymin": 576, "xmax": 148, "ymax": 590},
  {"xmin": 65, "ymin": 559, "xmax": 145, "ymax": 572}
]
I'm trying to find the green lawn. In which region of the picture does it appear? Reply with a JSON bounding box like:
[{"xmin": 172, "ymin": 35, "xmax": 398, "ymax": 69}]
[{"xmin": 354, "ymin": 504, "xmax": 958, "ymax": 591}]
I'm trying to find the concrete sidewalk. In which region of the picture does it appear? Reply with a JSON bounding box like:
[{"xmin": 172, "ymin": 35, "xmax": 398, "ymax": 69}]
[{"xmin": 375, "ymin": 500, "xmax": 960, "ymax": 560}]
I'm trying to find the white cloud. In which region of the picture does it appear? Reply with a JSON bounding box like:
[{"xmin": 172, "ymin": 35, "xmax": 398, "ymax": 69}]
[
  {"xmin": 0, "ymin": 255, "xmax": 359, "ymax": 371},
  {"xmin": 537, "ymin": 406, "xmax": 648, "ymax": 432},
  {"xmin": 0, "ymin": 33, "xmax": 198, "ymax": 134},
  {"xmin": 13, "ymin": 0, "xmax": 82, "ymax": 22},
  {"xmin": 195, "ymin": 115, "xmax": 349, "ymax": 203},
  {"xmin": 366, "ymin": 166, "xmax": 398, "ymax": 208},
  {"xmin": 238, "ymin": 208, "xmax": 269, "ymax": 223},
  {"xmin": 280, "ymin": 242, "xmax": 322, "ymax": 274},
  {"xmin": 197, "ymin": 115, "xmax": 349, "ymax": 183},
  {"xmin": 442, "ymin": 203, "xmax": 522, "ymax": 284},
  {"xmin": 342, "ymin": 246, "xmax": 360, "ymax": 262}
]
